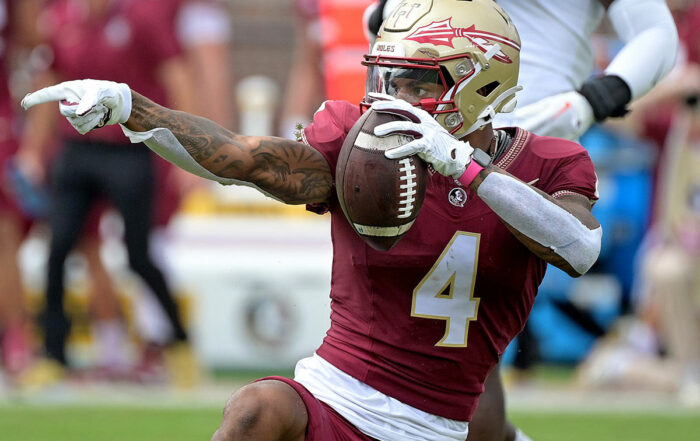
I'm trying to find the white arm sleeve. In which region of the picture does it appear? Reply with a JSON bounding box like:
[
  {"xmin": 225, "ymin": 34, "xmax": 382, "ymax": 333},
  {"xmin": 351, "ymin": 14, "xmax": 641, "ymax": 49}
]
[
  {"xmin": 120, "ymin": 125, "xmax": 282, "ymax": 201},
  {"xmin": 476, "ymin": 173, "xmax": 602, "ymax": 275},
  {"xmin": 605, "ymin": 0, "xmax": 679, "ymax": 101}
]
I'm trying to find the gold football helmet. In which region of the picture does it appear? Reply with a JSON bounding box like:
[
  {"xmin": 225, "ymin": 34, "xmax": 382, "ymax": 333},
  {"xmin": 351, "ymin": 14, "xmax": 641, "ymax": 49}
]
[{"xmin": 362, "ymin": 0, "xmax": 521, "ymax": 138}]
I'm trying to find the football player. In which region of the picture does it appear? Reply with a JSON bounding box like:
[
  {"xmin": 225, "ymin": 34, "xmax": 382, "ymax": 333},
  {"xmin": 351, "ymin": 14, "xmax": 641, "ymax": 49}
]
[
  {"xmin": 22, "ymin": 1, "xmax": 602, "ymax": 440},
  {"xmin": 16, "ymin": 0, "xmax": 197, "ymax": 388},
  {"xmin": 493, "ymin": 0, "xmax": 679, "ymax": 139},
  {"xmin": 0, "ymin": 0, "xmax": 45, "ymax": 381}
]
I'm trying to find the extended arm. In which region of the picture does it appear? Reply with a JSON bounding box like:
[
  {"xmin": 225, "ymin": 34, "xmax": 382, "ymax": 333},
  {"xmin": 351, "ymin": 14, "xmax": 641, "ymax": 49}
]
[
  {"xmin": 21, "ymin": 81, "xmax": 333, "ymax": 205},
  {"xmin": 601, "ymin": 0, "xmax": 678, "ymax": 103},
  {"xmin": 511, "ymin": 0, "xmax": 679, "ymax": 140},
  {"xmin": 125, "ymin": 92, "xmax": 332, "ymax": 204}
]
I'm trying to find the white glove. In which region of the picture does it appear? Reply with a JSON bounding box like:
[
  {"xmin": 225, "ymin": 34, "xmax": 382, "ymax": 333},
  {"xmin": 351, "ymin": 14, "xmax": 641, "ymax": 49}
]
[
  {"xmin": 21, "ymin": 79, "xmax": 132, "ymax": 135},
  {"xmin": 372, "ymin": 99, "xmax": 474, "ymax": 179},
  {"xmin": 510, "ymin": 90, "xmax": 594, "ymax": 140},
  {"xmin": 366, "ymin": 92, "xmax": 397, "ymax": 103}
]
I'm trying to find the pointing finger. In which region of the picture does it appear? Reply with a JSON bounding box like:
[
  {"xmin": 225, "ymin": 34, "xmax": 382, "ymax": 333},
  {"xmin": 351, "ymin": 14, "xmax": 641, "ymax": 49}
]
[{"xmin": 21, "ymin": 84, "xmax": 80, "ymax": 110}]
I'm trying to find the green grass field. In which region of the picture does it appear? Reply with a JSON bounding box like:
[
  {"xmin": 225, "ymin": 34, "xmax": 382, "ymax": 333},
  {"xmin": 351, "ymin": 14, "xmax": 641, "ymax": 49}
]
[
  {"xmin": 0, "ymin": 405, "xmax": 698, "ymax": 441},
  {"xmin": 511, "ymin": 412, "xmax": 700, "ymax": 441},
  {"xmin": 0, "ymin": 406, "xmax": 221, "ymax": 441}
]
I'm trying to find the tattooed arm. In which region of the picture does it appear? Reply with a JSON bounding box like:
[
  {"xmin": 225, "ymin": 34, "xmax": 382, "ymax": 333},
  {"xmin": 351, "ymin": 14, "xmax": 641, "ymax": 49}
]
[
  {"xmin": 21, "ymin": 81, "xmax": 333, "ymax": 205},
  {"xmin": 125, "ymin": 92, "xmax": 333, "ymax": 204}
]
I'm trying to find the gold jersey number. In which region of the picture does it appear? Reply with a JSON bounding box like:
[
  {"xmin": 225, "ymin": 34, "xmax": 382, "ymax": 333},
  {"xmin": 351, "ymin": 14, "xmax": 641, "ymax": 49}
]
[{"xmin": 411, "ymin": 232, "xmax": 481, "ymax": 347}]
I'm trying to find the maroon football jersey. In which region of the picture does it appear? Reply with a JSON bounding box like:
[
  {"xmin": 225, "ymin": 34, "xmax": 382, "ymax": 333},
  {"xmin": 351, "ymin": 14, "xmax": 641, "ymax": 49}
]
[
  {"xmin": 303, "ymin": 100, "xmax": 598, "ymax": 421},
  {"xmin": 0, "ymin": 0, "xmax": 20, "ymax": 215},
  {"xmin": 0, "ymin": 0, "xmax": 16, "ymax": 163},
  {"xmin": 43, "ymin": 0, "xmax": 182, "ymax": 144}
]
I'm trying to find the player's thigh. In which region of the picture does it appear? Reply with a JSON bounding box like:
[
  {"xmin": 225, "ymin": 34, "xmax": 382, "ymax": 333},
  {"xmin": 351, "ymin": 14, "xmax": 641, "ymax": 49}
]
[
  {"xmin": 47, "ymin": 146, "xmax": 95, "ymax": 251},
  {"xmin": 467, "ymin": 364, "xmax": 511, "ymax": 441},
  {"xmin": 100, "ymin": 147, "xmax": 153, "ymax": 214},
  {"xmin": 213, "ymin": 379, "xmax": 308, "ymax": 441}
]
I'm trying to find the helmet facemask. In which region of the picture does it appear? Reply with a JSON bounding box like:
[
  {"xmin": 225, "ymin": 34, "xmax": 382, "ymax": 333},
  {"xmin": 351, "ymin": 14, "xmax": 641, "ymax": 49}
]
[{"xmin": 362, "ymin": 54, "xmax": 466, "ymax": 124}]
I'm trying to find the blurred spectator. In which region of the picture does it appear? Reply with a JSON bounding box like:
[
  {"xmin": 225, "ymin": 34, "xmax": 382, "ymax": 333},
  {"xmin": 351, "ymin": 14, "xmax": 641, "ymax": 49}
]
[
  {"xmin": 641, "ymin": 93, "xmax": 700, "ymax": 405},
  {"xmin": 577, "ymin": 89, "xmax": 700, "ymax": 405},
  {"xmin": 278, "ymin": 0, "xmax": 325, "ymax": 139},
  {"xmin": 17, "ymin": 0, "xmax": 199, "ymax": 388},
  {"xmin": 577, "ymin": 0, "xmax": 700, "ymax": 406},
  {"xmin": 0, "ymin": 0, "xmax": 44, "ymax": 382},
  {"xmin": 133, "ymin": 0, "xmax": 234, "ymax": 355},
  {"xmin": 176, "ymin": 0, "xmax": 233, "ymax": 129}
]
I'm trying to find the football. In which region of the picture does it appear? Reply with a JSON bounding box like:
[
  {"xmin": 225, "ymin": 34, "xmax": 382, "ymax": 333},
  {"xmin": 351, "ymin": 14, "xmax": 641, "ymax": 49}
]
[{"xmin": 336, "ymin": 108, "xmax": 428, "ymax": 251}]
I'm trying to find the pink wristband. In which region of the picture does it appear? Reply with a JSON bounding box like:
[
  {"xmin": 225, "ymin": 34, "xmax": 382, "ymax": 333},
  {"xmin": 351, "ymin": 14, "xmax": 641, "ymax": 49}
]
[{"xmin": 458, "ymin": 161, "xmax": 484, "ymax": 187}]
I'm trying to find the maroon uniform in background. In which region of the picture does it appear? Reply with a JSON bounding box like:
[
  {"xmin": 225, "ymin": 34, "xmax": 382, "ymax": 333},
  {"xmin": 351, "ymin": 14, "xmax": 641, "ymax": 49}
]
[
  {"xmin": 44, "ymin": 0, "xmax": 183, "ymax": 231},
  {"xmin": 38, "ymin": 0, "xmax": 191, "ymax": 366},
  {"xmin": 304, "ymin": 100, "xmax": 598, "ymax": 421},
  {"xmin": 44, "ymin": 0, "xmax": 180, "ymax": 144},
  {"xmin": 0, "ymin": 0, "xmax": 23, "ymax": 220},
  {"xmin": 640, "ymin": 2, "xmax": 700, "ymax": 224}
]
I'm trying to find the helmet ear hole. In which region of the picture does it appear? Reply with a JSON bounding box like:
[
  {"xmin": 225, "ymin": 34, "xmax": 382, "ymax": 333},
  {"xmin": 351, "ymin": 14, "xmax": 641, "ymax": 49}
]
[{"xmin": 476, "ymin": 81, "xmax": 500, "ymax": 97}]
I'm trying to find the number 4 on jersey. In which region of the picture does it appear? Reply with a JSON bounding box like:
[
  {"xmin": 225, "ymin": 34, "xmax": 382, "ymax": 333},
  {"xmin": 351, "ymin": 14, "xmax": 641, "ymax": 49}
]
[{"xmin": 411, "ymin": 232, "xmax": 481, "ymax": 347}]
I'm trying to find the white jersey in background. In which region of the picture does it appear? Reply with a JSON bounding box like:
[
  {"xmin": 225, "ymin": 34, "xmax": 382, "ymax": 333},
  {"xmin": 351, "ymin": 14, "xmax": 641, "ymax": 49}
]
[
  {"xmin": 493, "ymin": 0, "xmax": 678, "ymax": 139},
  {"xmin": 492, "ymin": 0, "xmax": 606, "ymax": 131},
  {"xmin": 368, "ymin": 0, "xmax": 678, "ymax": 140},
  {"xmin": 494, "ymin": 0, "xmax": 605, "ymax": 107}
]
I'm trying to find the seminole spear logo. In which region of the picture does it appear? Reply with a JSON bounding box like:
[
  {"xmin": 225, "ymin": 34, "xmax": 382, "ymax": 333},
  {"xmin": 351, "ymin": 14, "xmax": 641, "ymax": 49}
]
[{"xmin": 405, "ymin": 19, "xmax": 520, "ymax": 64}]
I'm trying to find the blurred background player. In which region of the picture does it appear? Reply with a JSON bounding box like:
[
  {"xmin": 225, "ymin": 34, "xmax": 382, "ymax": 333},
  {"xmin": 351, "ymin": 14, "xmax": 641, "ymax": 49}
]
[
  {"xmin": 576, "ymin": 0, "xmax": 700, "ymax": 406},
  {"xmin": 576, "ymin": 90, "xmax": 700, "ymax": 405},
  {"xmin": 278, "ymin": 0, "xmax": 325, "ymax": 140},
  {"xmin": 176, "ymin": 0, "xmax": 234, "ymax": 129},
  {"xmin": 129, "ymin": 0, "xmax": 234, "ymax": 379},
  {"xmin": 486, "ymin": 0, "xmax": 678, "ymax": 438},
  {"xmin": 492, "ymin": 0, "xmax": 679, "ymax": 140},
  {"xmin": 17, "ymin": 0, "xmax": 198, "ymax": 388},
  {"xmin": 363, "ymin": 0, "xmax": 679, "ymax": 441},
  {"xmin": 0, "ymin": 0, "xmax": 45, "ymax": 382},
  {"xmin": 368, "ymin": 0, "xmax": 679, "ymax": 138},
  {"xmin": 279, "ymin": 0, "xmax": 374, "ymax": 140},
  {"xmin": 482, "ymin": 0, "xmax": 678, "ymax": 439}
]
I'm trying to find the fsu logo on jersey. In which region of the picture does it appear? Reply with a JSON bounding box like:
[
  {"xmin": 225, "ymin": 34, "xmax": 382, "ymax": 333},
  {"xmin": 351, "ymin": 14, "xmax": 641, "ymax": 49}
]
[
  {"xmin": 405, "ymin": 19, "xmax": 520, "ymax": 64},
  {"xmin": 448, "ymin": 187, "xmax": 467, "ymax": 207}
]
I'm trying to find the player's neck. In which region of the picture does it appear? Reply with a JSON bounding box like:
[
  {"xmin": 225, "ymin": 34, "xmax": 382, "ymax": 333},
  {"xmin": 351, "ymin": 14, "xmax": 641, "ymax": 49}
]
[{"xmin": 463, "ymin": 124, "xmax": 496, "ymax": 156}]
